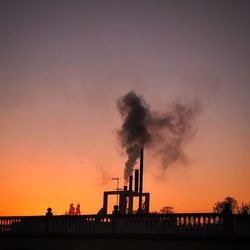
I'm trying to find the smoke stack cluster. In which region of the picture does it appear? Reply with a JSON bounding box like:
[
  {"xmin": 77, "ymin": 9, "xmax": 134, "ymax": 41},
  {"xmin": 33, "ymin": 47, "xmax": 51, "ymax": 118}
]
[
  {"xmin": 126, "ymin": 149, "xmax": 144, "ymax": 193},
  {"xmin": 117, "ymin": 91, "xmax": 200, "ymax": 183}
]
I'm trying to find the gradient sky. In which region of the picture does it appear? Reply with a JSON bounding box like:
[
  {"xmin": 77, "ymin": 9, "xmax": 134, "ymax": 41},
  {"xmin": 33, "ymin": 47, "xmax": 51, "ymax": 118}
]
[{"xmin": 0, "ymin": 0, "xmax": 250, "ymax": 215}]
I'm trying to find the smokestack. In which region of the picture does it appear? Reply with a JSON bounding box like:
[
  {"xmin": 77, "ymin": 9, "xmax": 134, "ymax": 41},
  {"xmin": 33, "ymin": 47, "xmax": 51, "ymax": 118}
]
[
  {"xmin": 129, "ymin": 175, "xmax": 133, "ymax": 192},
  {"xmin": 139, "ymin": 148, "xmax": 144, "ymax": 194},
  {"xmin": 134, "ymin": 169, "xmax": 139, "ymax": 193},
  {"xmin": 117, "ymin": 91, "xmax": 200, "ymax": 179}
]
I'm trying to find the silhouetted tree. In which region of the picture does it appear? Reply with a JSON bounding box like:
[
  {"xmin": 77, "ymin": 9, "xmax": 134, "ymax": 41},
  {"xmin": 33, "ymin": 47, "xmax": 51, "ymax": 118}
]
[
  {"xmin": 150, "ymin": 211, "xmax": 159, "ymax": 214},
  {"xmin": 213, "ymin": 196, "xmax": 238, "ymax": 213},
  {"xmin": 160, "ymin": 206, "xmax": 174, "ymax": 214},
  {"xmin": 237, "ymin": 202, "xmax": 250, "ymax": 215}
]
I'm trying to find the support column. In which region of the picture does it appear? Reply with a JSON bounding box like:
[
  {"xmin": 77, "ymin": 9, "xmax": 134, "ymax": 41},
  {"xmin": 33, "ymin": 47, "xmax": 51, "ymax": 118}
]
[
  {"xmin": 103, "ymin": 192, "xmax": 108, "ymax": 214},
  {"xmin": 144, "ymin": 193, "xmax": 150, "ymax": 213},
  {"xmin": 128, "ymin": 194, "xmax": 133, "ymax": 214},
  {"xmin": 119, "ymin": 193, "xmax": 127, "ymax": 214}
]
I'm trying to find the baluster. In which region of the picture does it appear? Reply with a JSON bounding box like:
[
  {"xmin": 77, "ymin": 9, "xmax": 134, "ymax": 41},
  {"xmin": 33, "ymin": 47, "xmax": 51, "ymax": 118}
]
[
  {"xmin": 201, "ymin": 216, "xmax": 204, "ymax": 226},
  {"xmin": 190, "ymin": 216, "xmax": 194, "ymax": 226},
  {"xmin": 195, "ymin": 216, "xmax": 199, "ymax": 226}
]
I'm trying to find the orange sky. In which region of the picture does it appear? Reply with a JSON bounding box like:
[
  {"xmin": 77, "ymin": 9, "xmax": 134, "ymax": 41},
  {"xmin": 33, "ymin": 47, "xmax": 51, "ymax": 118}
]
[{"xmin": 0, "ymin": 1, "xmax": 250, "ymax": 215}]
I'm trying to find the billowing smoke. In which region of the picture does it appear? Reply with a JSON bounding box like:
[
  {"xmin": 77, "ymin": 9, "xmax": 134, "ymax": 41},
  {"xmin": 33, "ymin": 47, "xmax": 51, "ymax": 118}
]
[{"xmin": 117, "ymin": 91, "xmax": 200, "ymax": 182}]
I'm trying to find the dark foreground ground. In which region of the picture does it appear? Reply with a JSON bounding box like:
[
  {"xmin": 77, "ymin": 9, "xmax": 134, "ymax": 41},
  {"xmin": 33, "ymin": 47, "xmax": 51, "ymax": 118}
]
[{"xmin": 0, "ymin": 237, "xmax": 249, "ymax": 250}]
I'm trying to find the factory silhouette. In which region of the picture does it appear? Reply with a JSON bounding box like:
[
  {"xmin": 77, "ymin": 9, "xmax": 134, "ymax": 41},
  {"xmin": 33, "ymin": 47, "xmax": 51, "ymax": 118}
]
[
  {"xmin": 1, "ymin": 92, "xmax": 250, "ymax": 249},
  {"xmin": 101, "ymin": 148, "xmax": 150, "ymax": 215},
  {"xmin": 0, "ymin": 148, "xmax": 250, "ymax": 250}
]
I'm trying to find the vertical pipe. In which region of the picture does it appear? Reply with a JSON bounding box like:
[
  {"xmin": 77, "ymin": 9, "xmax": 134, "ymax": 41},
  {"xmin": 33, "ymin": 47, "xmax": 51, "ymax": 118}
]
[
  {"xmin": 128, "ymin": 194, "xmax": 133, "ymax": 214},
  {"xmin": 103, "ymin": 192, "xmax": 108, "ymax": 214},
  {"xmin": 145, "ymin": 193, "xmax": 150, "ymax": 213},
  {"xmin": 116, "ymin": 179, "xmax": 119, "ymax": 205},
  {"xmin": 129, "ymin": 175, "xmax": 133, "ymax": 192},
  {"xmin": 139, "ymin": 148, "xmax": 144, "ymax": 194},
  {"xmin": 134, "ymin": 170, "xmax": 139, "ymax": 193}
]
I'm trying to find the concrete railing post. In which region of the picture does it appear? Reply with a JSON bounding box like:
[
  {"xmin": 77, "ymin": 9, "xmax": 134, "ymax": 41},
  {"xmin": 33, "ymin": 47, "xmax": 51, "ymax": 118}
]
[{"xmin": 222, "ymin": 207, "xmax": 233, "ymax": 238}]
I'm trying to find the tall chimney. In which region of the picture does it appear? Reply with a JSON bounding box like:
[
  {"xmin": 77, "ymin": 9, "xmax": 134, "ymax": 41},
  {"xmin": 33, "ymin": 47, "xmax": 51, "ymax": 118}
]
[
  {"xmin": 129, "ymin": 175, "xmax": 133, "ymax": 192},
  {"xmin": 134, "ymin": 169, "xmax": 139, "ymax": 193},
  {"xmin": 139, "ymin": 148, "xmax": 144, "ymax": 194}
]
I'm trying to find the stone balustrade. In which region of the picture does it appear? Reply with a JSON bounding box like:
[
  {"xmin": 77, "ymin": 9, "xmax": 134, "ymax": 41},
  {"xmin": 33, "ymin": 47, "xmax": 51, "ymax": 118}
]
[{"xmin": 0, "ymin": 213, "xmax": 249, "ymax": 238}]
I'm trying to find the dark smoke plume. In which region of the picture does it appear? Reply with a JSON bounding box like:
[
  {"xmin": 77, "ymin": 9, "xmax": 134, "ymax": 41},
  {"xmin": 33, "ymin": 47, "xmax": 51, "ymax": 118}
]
[{"xmin": 117, "ymin": 91, "xmax": 200, "ymax": 182}]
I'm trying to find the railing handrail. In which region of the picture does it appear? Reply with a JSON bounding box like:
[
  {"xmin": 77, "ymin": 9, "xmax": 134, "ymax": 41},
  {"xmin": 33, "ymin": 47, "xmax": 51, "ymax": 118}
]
[
  {"xmin": 1, "ymin": 212, "xmax": 249, "ymax": 238},
  {"xmin": 0, "ymin": 212, "xmax": 222, "ymax": 220}
]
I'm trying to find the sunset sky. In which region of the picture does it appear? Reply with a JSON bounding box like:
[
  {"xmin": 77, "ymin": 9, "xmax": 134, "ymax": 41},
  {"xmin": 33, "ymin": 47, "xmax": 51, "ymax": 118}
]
[{"xmin": 0, "ymin": 0, "xmax": 250, "ymax": 215}]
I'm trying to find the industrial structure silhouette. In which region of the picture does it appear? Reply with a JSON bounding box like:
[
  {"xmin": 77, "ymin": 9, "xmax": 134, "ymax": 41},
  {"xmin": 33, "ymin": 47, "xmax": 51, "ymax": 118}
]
[{"xmin": 0, "ymin": 149, "xmax": 249, "ymax": 247}]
